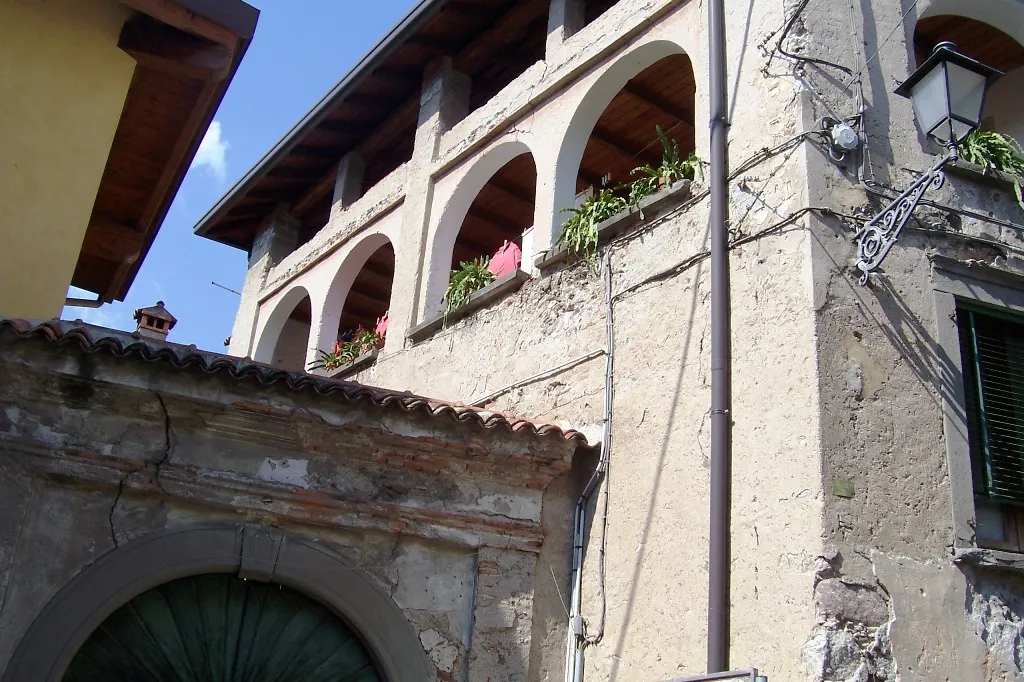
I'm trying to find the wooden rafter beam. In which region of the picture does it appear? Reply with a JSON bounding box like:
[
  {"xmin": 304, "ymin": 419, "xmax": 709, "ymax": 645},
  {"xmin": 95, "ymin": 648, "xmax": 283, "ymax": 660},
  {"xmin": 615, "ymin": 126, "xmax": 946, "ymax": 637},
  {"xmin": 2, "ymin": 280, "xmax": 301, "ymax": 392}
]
[
  {"xmin": 454, "ymin": 232, "xmax": 497, "ymax": 257},
  {"xmin": 81, "ymin": 219, "xmax": 145, "ymax": 262},
  {"xmin": 357, "ymin": 98, "xmax": 418, "ymax": 160},
  {"xmin": 119, "ymin": 0, "xmax": 240, "ymax": 47},
  {"xmin": 590, "ymin": 125, "xmax": 660, "ymax": 165},
  {"xmin": 621, "ymin": 83, "xmax": 695, "ymax": 128},
  {"xmin": 467, "ymin": 206, "xmax": 523, "ymax": 235},
  {"xmin": 453, "ymin": 0, "xmax": 547, "ymax": 77},
  {"xmin": 486, "ymin": 178, "xmax": 534, "ymax": 207},
  {"xmin": 119, "ymin": 16, "xmax": 232, "ymax": 81},
  {"xmin": 445, "ymin": 1, "xmax": 494, "ymax": 21},
  {"xmin": 345, "ymin": 287, "xmax": 392, "ymax": 308},
  {"xmin": 407, "ymin": 35, "xmax": 460, "ymax": 53},
  {"xmin": 316, "ymin": 120, "xmax": 375, "ymax": 137}
]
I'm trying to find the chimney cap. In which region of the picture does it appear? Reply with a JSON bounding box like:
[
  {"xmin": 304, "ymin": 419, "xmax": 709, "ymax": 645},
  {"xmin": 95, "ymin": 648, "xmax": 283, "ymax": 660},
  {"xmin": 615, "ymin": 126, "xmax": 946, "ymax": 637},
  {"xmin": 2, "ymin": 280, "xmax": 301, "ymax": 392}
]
[{"xmin": 132, "ymin": 300, "xmax": 177, "ymax": 329}]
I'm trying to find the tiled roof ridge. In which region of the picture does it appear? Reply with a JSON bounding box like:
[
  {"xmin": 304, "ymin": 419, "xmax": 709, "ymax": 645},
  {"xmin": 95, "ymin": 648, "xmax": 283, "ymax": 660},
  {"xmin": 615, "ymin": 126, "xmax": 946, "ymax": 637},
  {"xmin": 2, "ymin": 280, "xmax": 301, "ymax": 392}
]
[{"xmin": 0, "ymin": 318, "xmax": 593, "ymax": 447}]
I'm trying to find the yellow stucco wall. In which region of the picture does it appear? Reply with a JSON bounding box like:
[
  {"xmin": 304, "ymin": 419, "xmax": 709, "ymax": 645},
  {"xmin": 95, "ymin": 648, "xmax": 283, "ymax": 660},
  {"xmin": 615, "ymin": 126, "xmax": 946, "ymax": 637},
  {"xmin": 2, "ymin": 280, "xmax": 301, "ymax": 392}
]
[{"xmin": 0, "ymin": 0, "xmax": 135, "ymax": 319}]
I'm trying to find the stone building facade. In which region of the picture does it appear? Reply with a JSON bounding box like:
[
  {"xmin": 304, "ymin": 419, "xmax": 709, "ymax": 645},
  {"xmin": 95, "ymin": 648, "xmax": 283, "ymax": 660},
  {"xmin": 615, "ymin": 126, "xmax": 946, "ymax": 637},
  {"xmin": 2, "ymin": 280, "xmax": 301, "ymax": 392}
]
[
  {"xmin": 0, "ymin": 320, "xmax": 590, "ymax": 681},
  {"xmin": 7, "ymin": 0, "xmax": 1017, "ymax": 679}
]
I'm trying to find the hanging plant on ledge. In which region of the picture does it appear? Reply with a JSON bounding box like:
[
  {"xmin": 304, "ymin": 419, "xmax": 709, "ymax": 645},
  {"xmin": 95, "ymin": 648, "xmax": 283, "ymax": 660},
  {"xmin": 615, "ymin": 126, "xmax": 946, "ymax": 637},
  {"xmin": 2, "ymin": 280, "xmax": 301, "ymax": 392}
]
[
  {"xmin": 307, "ymin": 326, "xmax": 384, "ymax": 372},
  {"xmin": 629, "ymin": 125, "xmax": 702, "ymax": 211},
  {"xmin": 558, "ymin": 126, "xmax": 703, "ymax": 261},
  {"xmin": 559, "ymin": 188, "xmax": 627, "ymax": 260},
  {"xmin": 958, "ymin": 129, "xmax": 1024, "ymax": 210},
  {"xmin": 443, "ymin": 256, "xmax": 495, "ymax": 325}
]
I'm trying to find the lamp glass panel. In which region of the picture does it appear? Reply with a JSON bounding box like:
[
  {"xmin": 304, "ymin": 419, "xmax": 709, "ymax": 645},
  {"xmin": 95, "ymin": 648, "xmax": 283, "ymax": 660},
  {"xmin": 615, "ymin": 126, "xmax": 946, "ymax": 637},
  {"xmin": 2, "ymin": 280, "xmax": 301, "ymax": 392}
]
[
  {"xmin": 947, "ymin": 61, "xmax": 987, "ymax": 133},
  {"xmin": 909, "ymin": 62, "xmax": 949, "ymax": 139}
]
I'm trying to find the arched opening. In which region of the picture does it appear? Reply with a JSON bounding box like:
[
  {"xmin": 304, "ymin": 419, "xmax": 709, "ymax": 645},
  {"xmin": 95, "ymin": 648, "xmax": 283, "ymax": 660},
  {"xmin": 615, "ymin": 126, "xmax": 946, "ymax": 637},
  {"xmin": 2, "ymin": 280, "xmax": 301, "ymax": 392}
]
[
  {"xmin": 914, "ymin": 15, "xmax": 1024, "ymax": 140},
  {"xmin": 270, "ymin": 294, "xmax": 312, "ymax": 372},
  {"xmin": 452, "ymin": 152, "xmax": 536, "ymax": 268},
  {"xmin": 64, "ymin": 573, "xmax": 382, "ymax": 681},
  {"xmin": 3, "ymin": 526, "xmax": 435, "ymax": 682},
  {"xmin": 576, "ymin": 53, "xmax": 696, "ymax": 199},
  {"xmin": 321, "ymin": 239, "xmax": 396, "ymax": 367},
  {"xmin": 422, "ymin": 141, "xmax": 537, "ymax": 318},
  {"xmin": 551, "ymin": 42, "xmax": 696, "ymax": 244},
  {"xmin": 252, "ymin": 286, "xmax": 314, "ymax": 371}
]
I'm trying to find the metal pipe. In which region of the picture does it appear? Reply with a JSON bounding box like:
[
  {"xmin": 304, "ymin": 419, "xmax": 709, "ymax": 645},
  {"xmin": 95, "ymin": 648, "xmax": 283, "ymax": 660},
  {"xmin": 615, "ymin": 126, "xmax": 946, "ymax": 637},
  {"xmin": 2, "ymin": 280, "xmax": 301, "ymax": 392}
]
[
  {"xmin": 706, "ymin": 0, "xmax": 732, "ymax": 672},
  {"xmin": 64, "ymin": 296, "xmax": 104, "ymax": 309}
]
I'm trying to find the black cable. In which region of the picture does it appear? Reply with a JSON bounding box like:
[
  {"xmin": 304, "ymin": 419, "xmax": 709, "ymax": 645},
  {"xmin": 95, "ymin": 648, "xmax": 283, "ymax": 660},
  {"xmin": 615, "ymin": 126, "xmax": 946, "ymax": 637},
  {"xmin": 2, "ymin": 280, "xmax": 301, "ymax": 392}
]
[{"xmin": 776, "ymin": 0, "xmax": 854, "ymax": 75}]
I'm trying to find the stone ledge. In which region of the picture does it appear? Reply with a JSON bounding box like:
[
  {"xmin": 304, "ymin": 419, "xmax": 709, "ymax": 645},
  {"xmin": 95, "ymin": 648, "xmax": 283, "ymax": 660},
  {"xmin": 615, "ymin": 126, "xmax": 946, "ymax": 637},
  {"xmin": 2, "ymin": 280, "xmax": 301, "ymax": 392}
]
[
  {"xmin": 325, "ymin": 348, "xmax": 379, "ymax": 380},
  {"xmin": 947, "ymin": 159, "xmax": 1019, "ymax": 190},
  {"xmin": 954, "ymin": 546, "xmax": 1024, "ymax": 571},
  {"xmin": 535, "ymin": 179, "xmax": 693, "ymax": 270},
  {"xmin": 408, "ymin": 269, "xmax": 530, "ymax": 343}
]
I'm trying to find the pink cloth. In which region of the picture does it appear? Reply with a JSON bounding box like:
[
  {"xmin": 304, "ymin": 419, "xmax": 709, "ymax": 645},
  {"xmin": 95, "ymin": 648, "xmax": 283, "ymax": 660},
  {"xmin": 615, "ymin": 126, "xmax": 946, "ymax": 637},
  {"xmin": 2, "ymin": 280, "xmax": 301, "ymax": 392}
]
[
  {"xmin": 488, "ymin": 241, "xmax": 522, "ymax": 278},
  {"xmin": 374, "ymin": 311, "xmax": 389, "ymax": 337}
]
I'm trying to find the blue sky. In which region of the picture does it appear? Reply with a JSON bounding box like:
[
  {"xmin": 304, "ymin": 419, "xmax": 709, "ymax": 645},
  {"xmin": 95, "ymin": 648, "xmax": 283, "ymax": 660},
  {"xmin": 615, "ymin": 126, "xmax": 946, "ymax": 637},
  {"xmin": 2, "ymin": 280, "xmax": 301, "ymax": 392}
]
[{"xmin": 64, "ymin": 0, "xmax": 420, "ymax": 352}]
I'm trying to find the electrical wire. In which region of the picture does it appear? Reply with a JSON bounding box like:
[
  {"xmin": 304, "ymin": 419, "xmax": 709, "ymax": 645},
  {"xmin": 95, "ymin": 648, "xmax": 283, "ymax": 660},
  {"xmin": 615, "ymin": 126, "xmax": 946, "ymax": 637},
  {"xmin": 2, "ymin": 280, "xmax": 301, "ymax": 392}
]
[
  {"xmin": 841, "ymin": 0, "xmax": 921, "ymax": 92},
  {"xmin": 776, "ymin": 0, "xmax": 854, "ymax": 75}
]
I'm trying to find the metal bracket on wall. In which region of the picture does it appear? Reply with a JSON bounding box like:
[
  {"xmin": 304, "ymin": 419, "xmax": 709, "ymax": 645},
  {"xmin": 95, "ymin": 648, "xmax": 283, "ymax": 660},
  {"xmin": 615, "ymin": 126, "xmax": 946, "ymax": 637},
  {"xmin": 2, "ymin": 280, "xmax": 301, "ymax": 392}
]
[{"xmin": 854, "ymin": 147, "xmax": 957, "ymax": 285}]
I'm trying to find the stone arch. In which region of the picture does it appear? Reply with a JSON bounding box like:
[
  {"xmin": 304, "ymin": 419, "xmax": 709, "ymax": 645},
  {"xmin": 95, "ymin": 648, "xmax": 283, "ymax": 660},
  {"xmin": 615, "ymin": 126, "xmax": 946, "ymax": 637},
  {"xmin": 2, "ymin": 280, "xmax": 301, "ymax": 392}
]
[
  {"xmin": 913, "ymin": 0, "xmax": 1024, "ymax": 141},
  {"xmin": 2, "ymin": 525, "xmax": 434, "ymax": 682},
  {"xmin": 549, "ymin": 39, "xmax": 694, "ymax": 245},
  {"xmin": 423, "ymin": 139, "xmax": 536, "ymax": 317},
  {"xmin": 314, "ymin": 231, "xmax": 396, "ymax": 361},
  {"xmin": 252, "ymin": 285, "xmax": 312, "ymax": 368}
]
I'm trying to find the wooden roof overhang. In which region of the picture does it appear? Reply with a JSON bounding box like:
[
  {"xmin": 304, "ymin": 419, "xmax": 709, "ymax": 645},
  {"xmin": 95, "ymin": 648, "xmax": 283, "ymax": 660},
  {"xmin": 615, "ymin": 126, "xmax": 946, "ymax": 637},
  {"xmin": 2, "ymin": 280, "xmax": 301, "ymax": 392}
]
[
  {"xmin": 193, "ymin": 0, "xmax": 554, "ymax": 253},
  {"xmin": 74, "ymin": 0, "xmax": 259, "ymax": 302}
]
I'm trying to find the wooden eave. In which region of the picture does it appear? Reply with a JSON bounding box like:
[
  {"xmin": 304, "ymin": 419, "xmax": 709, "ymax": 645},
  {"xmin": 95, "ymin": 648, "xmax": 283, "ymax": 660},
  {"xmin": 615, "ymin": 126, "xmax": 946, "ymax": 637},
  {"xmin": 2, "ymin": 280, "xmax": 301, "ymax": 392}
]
[
  {"xmin": 193, "ymin": 0, "xmax": 552, "ymax": 252},
  {"xmin": 73, "ymin": 0, "xmax": 259, "ymax": 303}
]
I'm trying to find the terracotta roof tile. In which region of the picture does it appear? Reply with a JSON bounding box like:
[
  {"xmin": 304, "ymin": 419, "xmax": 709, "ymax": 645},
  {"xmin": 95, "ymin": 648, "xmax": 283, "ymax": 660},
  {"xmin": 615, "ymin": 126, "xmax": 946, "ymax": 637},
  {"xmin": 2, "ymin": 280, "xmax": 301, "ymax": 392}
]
[{"xmin": 0, "ymin": 319, "xmax": 594, "ymax": 448}]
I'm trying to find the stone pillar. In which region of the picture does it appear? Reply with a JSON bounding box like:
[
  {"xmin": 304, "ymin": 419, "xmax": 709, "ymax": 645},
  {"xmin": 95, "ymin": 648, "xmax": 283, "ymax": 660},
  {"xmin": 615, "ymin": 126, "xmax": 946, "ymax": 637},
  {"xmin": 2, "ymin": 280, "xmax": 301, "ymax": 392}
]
[
  {"xmin": 467, "ymin": 548, "xmax": 537, "ymax": 681},
  {"xmin": 331, "ymin": 151, "xmax": 365, "ymax": 218},
  {"xmin": 384, "ymin": 58, "xmax": 470, "ymax": 354},
  {"xmin": 227, "ymin": 207, "xmax": 299, "ymax": 358},
  {"xmin": 546, "ymin": 0, "xmax": 584, "ymax": 56}
]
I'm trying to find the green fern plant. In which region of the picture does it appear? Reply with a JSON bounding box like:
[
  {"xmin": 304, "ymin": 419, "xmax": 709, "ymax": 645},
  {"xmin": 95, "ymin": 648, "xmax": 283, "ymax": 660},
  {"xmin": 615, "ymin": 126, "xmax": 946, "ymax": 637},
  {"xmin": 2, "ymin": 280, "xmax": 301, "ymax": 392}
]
[
  {"xmin": 958, "ymin": 129, "xmax": 1024, "ymax": 210},
  {"xmin": 559, "ymin": 188, "xmax": 627, "ymax": 260},
  {"xmin": 443, "ymin": 257, "xmax": 495, "ymax": 324},
  {"xmin": 628, "ymin": 127, "xmax": 702, "ymax": 212}
]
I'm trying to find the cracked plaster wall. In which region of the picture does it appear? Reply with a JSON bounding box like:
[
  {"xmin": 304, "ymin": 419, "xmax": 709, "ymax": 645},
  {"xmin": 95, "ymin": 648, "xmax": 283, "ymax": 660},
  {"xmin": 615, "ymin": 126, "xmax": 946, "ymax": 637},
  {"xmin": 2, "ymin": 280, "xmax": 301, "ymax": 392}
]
[
  {"xmin": 223, "ymin": 0, "xmax": 1024, "ymax": 678},
  {"xmin": 327, "ymin": 0, "xmax": 829, "ymax": 677},
  {"xmin": 0, "ymin": 341, "xmax": 582, "ymax": 682},
  {"xmin": 797, "ymin": 0, "xmax": 1024, "ymax": 678}
]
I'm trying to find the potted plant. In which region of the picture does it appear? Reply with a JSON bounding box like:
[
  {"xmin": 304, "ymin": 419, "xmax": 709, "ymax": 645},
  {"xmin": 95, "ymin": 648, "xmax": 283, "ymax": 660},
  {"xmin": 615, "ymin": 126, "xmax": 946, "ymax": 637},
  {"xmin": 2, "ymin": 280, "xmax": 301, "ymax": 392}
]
[
  {"xmin": 443, "ymin": 256, "xmax": 496, "ymax": 324},
  {"xmin": 958, "ymin": 128, "xmax": 1024, "ymax": 210},
  {"xmin": 307, "ymin": 326, "xmax": 384, "ymax": 373},
  {"xmin": 559, "ymin": 188, "xmax": 627, "ymax": 260}
]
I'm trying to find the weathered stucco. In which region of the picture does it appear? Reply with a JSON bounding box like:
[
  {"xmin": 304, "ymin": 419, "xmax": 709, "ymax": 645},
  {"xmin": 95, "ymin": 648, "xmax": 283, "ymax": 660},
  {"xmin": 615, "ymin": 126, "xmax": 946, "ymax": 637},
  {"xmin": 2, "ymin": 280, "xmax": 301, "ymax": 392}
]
[
  {"xmin": 0, "ymin": 328, "xmax": 585, "ymax": 681},
  {"xmin": 0, "ymin": 0, "xmax": 134, "ymax": 319},
  {"xmin": 226, "ymin": 0, "xmax": 1024, "ymax": 678}
]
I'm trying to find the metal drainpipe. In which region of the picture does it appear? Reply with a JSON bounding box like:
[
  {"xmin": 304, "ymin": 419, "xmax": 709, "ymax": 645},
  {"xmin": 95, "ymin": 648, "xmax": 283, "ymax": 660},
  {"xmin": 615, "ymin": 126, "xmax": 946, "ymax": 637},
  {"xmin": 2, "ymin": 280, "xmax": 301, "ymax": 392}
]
[{"xmin": 706, "ymin": 0, "xmax": 732, "ymax": 672}]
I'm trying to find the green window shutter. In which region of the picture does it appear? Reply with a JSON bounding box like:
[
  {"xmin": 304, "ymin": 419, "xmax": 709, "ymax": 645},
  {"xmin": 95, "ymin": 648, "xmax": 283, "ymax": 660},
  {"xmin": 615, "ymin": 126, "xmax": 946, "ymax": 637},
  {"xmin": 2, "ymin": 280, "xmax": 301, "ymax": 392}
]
[{"xmin": 959, "ymin": 306, "xmax": 1024, "ymax": 503}]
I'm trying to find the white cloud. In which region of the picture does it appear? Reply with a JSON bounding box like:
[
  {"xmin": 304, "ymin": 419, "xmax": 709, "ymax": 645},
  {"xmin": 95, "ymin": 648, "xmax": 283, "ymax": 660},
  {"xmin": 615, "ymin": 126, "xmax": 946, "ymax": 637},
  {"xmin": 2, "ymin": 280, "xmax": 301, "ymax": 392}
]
[
  {"xmin": 192, "ymin": 120, "xmax": 230, "ymax": 182},
  {"xmin": 61, "ymin": 303, "xmax": 127, "ymax": 330}
]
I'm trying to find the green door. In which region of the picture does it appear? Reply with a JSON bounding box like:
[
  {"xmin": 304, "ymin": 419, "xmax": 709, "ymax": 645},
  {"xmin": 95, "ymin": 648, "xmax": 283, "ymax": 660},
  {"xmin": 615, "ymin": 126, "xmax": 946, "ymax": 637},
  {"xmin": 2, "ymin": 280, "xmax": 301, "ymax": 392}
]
[{"xmin": 63, "ymin": 573, "xmax": 383, "ymax": 682}]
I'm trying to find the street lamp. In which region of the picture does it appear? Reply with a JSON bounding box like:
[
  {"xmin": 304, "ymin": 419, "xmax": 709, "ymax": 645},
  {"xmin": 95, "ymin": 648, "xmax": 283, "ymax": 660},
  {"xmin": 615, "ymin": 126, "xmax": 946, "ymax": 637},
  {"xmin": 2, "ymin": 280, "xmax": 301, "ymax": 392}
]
[{"xmin": 854, "ymin": 42, "xmax": 1001, "ymax": 284}]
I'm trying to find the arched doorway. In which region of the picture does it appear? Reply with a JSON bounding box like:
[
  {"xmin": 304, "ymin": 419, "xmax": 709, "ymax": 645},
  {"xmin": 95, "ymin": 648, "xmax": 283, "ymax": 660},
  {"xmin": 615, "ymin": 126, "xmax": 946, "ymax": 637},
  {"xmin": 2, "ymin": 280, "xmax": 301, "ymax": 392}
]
[
  {"xmin": 64, "ymin": 573, "xmax": 381, "ymax": 681},
  {"xmin": 337, "ymin": 241, "xmax": 395, "ymax": 343},
  {"xmin": 3, "ymin": 526, "xmax": 434, "ymax": 682}
]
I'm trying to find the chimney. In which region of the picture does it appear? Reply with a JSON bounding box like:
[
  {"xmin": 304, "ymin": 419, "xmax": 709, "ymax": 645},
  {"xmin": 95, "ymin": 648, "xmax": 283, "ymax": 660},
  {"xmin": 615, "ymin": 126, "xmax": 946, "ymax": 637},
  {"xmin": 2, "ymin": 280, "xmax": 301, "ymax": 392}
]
[{"xmin": 133, "ymin": 301, "xmax": 177, "ymax": 340}]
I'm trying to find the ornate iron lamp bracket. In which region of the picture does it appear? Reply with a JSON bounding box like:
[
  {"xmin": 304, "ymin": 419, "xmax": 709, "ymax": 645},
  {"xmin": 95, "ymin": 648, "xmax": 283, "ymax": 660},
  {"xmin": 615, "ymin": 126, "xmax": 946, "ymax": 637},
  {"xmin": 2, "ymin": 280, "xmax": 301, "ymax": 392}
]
[{"xmin": 854, "ymin": 147, "xmax": 957, "ymax": 284}]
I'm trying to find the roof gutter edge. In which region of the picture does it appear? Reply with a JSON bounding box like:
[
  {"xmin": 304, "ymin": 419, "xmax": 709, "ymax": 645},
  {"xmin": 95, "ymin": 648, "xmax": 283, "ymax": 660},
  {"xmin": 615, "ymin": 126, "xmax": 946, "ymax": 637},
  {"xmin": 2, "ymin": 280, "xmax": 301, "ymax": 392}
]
[{"xmin": 192, "ymin": 0, "xmax": 451, "ymax": 244}]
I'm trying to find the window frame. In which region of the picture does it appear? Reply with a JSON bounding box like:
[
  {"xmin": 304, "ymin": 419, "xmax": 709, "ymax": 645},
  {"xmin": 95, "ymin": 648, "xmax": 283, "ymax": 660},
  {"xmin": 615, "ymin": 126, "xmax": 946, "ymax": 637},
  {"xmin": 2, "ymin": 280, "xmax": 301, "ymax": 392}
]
[{"xmin": 933, "ymin": 257, "xmax": 1024, "ymax": 551}]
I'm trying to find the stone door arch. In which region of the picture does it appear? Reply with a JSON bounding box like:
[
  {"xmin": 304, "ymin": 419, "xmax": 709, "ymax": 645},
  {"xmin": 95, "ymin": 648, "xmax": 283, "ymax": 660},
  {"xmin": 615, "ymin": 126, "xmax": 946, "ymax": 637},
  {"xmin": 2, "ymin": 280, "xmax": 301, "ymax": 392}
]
[{"xmin": 2, "ymin": 525, "xmax": 433, "ymax": 682}]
